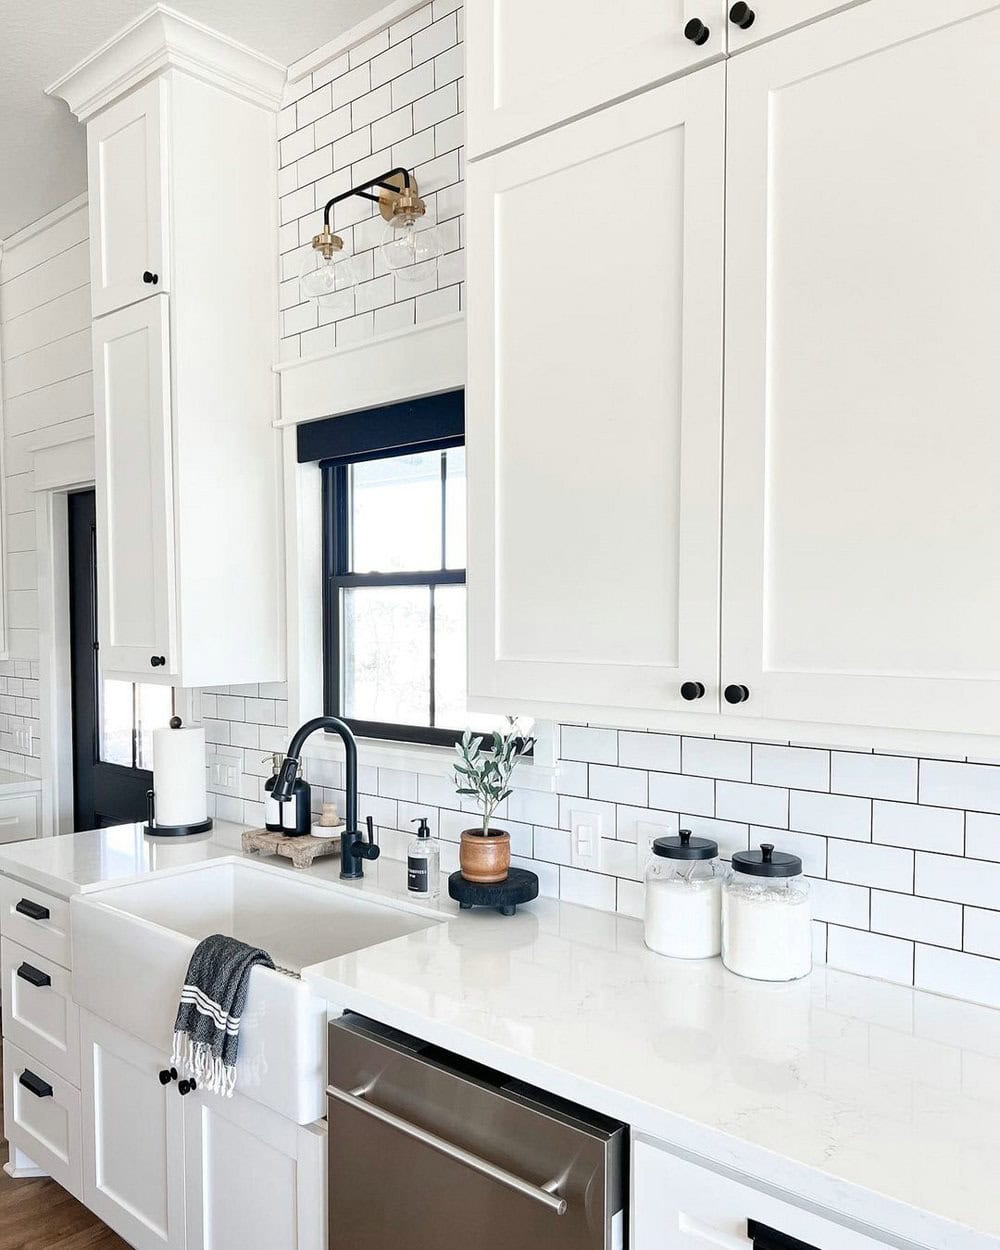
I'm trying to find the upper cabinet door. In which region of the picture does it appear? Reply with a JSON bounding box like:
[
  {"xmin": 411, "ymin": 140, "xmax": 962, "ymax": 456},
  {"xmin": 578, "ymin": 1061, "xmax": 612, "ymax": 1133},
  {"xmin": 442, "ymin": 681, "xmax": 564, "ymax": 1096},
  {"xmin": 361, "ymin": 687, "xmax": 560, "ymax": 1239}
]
[
  {"xmin": 93, "ymin": 295, "xmax": 178, "ymax": 678},
  {"xmin": 88, "ymin": 77, "xmax": 170, "ymax": 317},
  {"xmin": 465, "ymin": 0, "xmax": 727, "ymax": 158},
  {"xmin": 722, "ymin": 0, "xmax": 1000, "ymax": 735},
  {"xmin": 468, "ymin": 67, "xmax": 726, "ymax": 719}
]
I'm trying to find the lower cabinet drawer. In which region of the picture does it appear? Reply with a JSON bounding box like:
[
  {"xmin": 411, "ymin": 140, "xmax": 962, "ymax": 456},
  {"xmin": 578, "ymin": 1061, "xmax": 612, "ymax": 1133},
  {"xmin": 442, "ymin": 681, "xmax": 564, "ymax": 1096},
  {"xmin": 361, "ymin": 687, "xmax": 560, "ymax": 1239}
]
[
  {"xmin": 3, "ymin": 1039, "xmax": 82, "ymax": 1199},
  {"xmin": 632, "ymin": 1138, "xmax": 893, "ymax": 1250},
  {"xmin": 0, "ymin": 876, "xmax": 71, "ymax": 969},
  {"xmin": 2, "ymin": 937, "xmax": 80, "ymax": 1085},
  {"xmin": 0, "ymin": 793, "xmax": 39, "ymax": 844}
]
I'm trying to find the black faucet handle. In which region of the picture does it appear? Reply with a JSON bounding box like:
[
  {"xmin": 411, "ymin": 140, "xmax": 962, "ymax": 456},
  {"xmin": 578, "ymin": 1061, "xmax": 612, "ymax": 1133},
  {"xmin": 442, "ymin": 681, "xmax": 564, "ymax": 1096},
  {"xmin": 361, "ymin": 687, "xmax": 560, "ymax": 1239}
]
[{"xmin": 355, "ymin": 816, "xmax": 381, "ymax": 861}]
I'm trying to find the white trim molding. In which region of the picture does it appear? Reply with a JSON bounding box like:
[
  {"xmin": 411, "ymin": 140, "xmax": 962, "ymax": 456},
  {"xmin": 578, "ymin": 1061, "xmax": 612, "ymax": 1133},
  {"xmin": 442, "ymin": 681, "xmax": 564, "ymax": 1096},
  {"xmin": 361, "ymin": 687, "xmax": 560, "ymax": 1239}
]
[
  {"xmin": 275, "ymin": 313, "xmax": 466, "ymax": 428},
  {"xmin": 46, "ymin": 3, "xmax": 286, "ymax": 121},
  {"xmin": 1, "ymin": 193, "xmax": 89, "ymax": 253}
]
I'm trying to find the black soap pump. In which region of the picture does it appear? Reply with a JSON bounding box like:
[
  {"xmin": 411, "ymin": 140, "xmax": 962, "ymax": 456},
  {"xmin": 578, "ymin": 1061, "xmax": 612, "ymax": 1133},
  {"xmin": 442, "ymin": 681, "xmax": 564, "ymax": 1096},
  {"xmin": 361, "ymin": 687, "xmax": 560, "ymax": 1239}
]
[{"xmin": 279, "ymin": 762, "xmax": 312, "ymax": 837}]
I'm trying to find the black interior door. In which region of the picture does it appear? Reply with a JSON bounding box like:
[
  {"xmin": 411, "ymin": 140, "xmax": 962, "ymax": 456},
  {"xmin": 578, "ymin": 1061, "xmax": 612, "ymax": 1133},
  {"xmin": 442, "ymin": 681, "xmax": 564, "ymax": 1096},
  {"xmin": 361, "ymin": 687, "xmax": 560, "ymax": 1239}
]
[{"xmin": 68, "ymin": 490, "xmax": 153, "ymax": 830}]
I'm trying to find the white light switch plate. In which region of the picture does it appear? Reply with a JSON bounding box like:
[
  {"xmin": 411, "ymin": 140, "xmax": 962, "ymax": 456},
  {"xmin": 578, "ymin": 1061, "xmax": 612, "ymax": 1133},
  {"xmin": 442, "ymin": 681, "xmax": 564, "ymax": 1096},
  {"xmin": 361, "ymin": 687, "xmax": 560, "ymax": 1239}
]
[
  {"xmin": 207, "ymin": 746, "xmax": 243, "ymax": 798},
  {"xmin": 570, "ymin": 810, "xmax": 603, "ymax": 870},
  {"xmin": 637, "ymin": 819, "xmax": 676, "ymax": 869}
]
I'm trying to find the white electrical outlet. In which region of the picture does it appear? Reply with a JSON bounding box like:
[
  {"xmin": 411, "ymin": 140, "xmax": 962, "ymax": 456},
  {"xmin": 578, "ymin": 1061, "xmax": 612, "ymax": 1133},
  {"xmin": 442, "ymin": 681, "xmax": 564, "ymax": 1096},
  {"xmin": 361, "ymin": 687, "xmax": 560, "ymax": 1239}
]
[
  {"xmin": 14, "ymin": 726, "xmax": 33, "ymax": 754},
  {"xmin": 207, "ymin": 747, "xmax": 243, "ymax": 798},
  {"xmin": 570, "ymin": 810, "xmax": 603, "ymax": 870},
  {"xmin": 637, "ymin": 820, "xmax": 675, "ymax": 869}
]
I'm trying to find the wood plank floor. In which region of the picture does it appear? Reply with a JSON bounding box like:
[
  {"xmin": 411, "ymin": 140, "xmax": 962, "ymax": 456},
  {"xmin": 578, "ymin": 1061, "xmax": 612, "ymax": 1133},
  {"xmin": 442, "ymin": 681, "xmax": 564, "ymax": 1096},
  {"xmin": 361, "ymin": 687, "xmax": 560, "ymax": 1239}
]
[{"xmin": 0, "ymin": 1053, "xmax": 128, "ymax": 1250}]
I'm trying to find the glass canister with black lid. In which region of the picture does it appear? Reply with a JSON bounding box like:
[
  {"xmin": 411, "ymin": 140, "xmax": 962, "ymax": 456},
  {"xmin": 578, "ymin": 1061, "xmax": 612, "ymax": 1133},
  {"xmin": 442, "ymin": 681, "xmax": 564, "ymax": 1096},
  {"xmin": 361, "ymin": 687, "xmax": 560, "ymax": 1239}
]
[
  {"xmin": 722, "ymin": 843, "xmax": 811, "ymax": 981},
  {"xmin": 644, "ymin": 830, "xmax": 725, "ymax": 959}
]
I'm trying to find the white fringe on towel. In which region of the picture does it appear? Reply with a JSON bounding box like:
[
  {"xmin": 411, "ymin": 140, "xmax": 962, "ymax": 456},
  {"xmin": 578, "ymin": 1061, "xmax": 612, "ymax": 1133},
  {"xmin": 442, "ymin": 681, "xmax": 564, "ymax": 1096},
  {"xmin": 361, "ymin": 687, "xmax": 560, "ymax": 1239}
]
[{"xmin": 171, "ymin": 1031, "xmax": 238, "ymax": 1098}]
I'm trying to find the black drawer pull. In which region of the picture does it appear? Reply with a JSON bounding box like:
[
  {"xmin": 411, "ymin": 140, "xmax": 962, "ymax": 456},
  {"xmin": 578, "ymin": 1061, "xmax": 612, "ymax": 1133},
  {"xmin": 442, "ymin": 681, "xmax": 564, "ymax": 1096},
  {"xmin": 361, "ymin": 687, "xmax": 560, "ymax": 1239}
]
[
  {"xmin": 17, "ymin": 962, "xmax": 51, "ymax": 988},
  {"xmin": 19, "ymin": 1070, "xmax": 53, "ymax": 1099},
  {"xmin": 15, "ymin": 898, "xmax": 50, "ymax": 922},
  {"xmin": 748, "ymin": 1219, "xmax": 820, "ymax": 1250}
]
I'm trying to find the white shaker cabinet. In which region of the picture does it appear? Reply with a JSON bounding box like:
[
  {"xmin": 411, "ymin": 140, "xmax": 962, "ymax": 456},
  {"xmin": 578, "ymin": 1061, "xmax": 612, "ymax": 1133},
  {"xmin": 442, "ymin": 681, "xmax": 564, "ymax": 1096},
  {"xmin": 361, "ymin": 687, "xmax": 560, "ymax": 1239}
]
[
  {"xmin": 724, "ymin": 0, "xmax": 871, "ymax": 51},
  {"xmin": 467, "ymin": 68, "xmax": 726, "ymax": 719},
  {"xmin": 87, "ymin": 77, "xmax": 169, "ymax": 318},
  {"xmin": 633, "ymin": 1138, "xmax": 894, "ymax": 1250},
  {"xmin": 184, "ymin": 1089, "xmax": 326, "ymax": 1250},
  {"xmin": 465, "ymin": 0, "xmax": 727, "ymax": 158},
  {"xmin": 721, "ymin": 0, "xmax": 1000, "ymax": 735},
  {"xmin": 51, "ymin": 11, "xmax": 285, "ymax": 688},
  {"xmin": 93, "ymin": 296, "xmax": 177, "ymax": 676},
  {"xmin": 81, "ymin": 1011, "xmax": 186, "ymax": 1250}
]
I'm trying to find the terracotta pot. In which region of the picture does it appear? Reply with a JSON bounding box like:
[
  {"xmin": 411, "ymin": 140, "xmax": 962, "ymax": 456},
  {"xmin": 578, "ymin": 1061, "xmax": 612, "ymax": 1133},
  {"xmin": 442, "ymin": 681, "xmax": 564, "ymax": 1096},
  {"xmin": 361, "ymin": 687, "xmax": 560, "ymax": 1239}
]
[{"xmin": 459, "ymin": 828, "xmax": 511, "ymax": 884}]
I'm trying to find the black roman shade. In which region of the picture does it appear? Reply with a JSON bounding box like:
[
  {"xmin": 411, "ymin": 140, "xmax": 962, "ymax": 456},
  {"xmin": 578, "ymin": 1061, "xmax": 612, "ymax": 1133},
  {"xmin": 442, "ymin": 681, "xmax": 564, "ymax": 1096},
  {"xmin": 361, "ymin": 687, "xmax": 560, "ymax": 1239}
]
[{"xmin": 296, "ymin": 390, "xmax": 464, "ymax": 466}]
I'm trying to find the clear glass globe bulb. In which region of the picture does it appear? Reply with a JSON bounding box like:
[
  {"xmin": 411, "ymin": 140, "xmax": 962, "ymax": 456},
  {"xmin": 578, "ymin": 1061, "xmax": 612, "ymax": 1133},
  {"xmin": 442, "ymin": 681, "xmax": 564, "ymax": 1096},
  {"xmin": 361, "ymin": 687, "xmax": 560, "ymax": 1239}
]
[
  {"xmin": 300, "ymin": 248, "xmax": 360, "ymax": 301},
  {"xmin": 380, "ymin": 218, "xmax": 443, "ymax": 281}
]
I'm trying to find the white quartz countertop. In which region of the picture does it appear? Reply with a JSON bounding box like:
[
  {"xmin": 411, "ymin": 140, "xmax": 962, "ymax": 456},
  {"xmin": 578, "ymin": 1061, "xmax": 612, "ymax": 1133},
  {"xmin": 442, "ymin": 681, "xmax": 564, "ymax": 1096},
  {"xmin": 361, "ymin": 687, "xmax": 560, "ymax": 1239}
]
[{"xmin": 2, "ymin": 825, "xmax": 998, "ymax": 1249}]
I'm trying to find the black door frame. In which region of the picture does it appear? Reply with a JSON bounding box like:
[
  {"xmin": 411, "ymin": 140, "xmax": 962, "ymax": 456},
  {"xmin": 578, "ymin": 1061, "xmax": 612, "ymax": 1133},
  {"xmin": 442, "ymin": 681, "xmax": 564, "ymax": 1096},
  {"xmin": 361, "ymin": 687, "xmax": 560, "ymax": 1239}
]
[{"xmin": 68, "ymin": 490, "xmax": 154, "ymax": 830}]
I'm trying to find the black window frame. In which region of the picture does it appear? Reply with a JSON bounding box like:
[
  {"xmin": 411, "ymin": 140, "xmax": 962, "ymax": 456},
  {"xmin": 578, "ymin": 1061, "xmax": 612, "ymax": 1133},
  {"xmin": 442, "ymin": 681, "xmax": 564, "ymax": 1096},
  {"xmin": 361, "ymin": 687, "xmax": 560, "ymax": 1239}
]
[{"xmin": 321, "ymin": 437, "xmax": 470, "ymax": 748}]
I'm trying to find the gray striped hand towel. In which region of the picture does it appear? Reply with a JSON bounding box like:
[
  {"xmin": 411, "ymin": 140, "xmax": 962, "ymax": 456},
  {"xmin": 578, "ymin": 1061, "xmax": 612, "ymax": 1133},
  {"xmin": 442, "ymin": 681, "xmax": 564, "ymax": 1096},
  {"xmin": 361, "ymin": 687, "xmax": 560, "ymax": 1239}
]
[{"xmin": 171, "ymin": 933, "xmax": 274, "ymax": 1097}]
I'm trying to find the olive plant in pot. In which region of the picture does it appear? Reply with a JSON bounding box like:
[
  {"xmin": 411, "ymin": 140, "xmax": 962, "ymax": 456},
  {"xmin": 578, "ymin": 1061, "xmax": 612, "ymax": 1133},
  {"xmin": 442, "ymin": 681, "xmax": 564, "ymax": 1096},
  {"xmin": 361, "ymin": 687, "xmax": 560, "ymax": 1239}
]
[{"xmin": 454, "ymin": 720, "xmax": 535, "ymax": 884}]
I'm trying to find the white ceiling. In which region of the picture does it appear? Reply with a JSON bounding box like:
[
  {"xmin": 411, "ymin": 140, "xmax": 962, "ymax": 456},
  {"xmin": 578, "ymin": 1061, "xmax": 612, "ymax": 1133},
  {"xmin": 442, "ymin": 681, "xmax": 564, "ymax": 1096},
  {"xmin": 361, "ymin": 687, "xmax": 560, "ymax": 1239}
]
[{"xmin": 0, "ymin": 0, "xmax": 388, "ymax": 241}]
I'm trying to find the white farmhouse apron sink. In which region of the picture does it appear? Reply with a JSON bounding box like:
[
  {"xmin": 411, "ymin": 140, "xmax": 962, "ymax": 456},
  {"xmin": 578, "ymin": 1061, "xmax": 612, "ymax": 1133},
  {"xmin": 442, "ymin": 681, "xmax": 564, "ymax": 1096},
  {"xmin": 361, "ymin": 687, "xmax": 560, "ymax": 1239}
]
[{"xmin": 71, "ymin": 860, "xmax": 440, "ymax": 1123}]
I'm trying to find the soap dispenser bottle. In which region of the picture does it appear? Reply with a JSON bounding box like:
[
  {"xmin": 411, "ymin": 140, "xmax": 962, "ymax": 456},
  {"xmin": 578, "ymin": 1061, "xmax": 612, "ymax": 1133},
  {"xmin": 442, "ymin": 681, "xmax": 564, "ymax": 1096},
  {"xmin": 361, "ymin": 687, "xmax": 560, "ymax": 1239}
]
[
  {"xmin": 263, "ymin": 754, "xmax": 284, "ymax": 832},
  {"xmin": 279, "ymin": 763, "xmax": 312, "ymax": 837},
  {"xmin": 407, "ymin": 817, "xmax": 439, "ymax": 899}
]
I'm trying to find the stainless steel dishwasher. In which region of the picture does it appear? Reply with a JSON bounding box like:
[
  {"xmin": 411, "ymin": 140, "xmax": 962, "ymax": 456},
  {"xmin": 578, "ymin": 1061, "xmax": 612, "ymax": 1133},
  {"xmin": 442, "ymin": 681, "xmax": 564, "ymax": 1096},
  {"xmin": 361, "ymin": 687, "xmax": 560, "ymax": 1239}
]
[{"xmin": 327, "ymin": 1014, "xmax": 626, "ymax": 1249}]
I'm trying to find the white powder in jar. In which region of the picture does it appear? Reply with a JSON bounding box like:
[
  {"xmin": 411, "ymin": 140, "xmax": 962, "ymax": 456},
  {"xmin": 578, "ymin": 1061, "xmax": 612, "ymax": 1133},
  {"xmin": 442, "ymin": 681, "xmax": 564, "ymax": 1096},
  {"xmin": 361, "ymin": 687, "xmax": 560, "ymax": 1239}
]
[
  {"xmin": 722, "ymin": 881, "xmax": 811, "ymax": 981},
  {"xmin": 644, "ymin": 875, "xmax": 722, "ymax": 959}
]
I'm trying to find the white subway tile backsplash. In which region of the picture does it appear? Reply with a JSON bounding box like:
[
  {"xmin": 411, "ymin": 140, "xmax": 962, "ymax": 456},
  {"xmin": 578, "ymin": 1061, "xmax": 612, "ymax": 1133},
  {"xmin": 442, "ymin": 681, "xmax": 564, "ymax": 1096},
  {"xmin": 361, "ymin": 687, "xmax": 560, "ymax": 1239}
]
[
  {"xmin": 752, "ymin": 827, "xmax": 826, "ymax": 877},
  {"xmin": 392, "ymin": 61, "xmax": 436, "ymax": 109},
  {"xmin": 533, "ymin": 825, "xmax": 572, "ymax": 866},
  {"xmin": 560, "ymin": 725, "xmax": 616, "ymax": 765},
  {"xmin": 811, "ymin": 879, "xmax": 869, "ymax": 929},
  {"xmin": 589, "ymin": 764, "xmax": 647, "ymax": 806},
  {"xmin": 872, "ymin": 801, "xmax": 964, "ymax": 854},
  {"xmin": 681, "ymin": 816, "xmax": 749, "ymax": 860},
  {"xmin": 790, "ymin": 790, "xmax": 871, "ymax": 842},
  {"xmin": 915, "ymin": 852, "xmax": 1000, "ymax": 909},
  {"xmin": 831, "ymin": 752, "xmax": 918, "ymax": 802},
  {"xmin": 966, "ymin": 812, "xmax": 1000, "ymax": 862},
  {"xmin": 752, "ymin": 744, "xmax": 829, "ymax": 791},
  {"xmin": 648, "ymin": 772, "xmax": 713, "ymax": 818},
  {"xmin": 916, "ymin": 945, "xmax": 1000, "ymax": 1011},
  {"xmin": 828, "ymin": 840, "xmax": 913, "ymax": 892},
  {"xmin": 682, "ymin": 737, "xmax": 751, "ymax": 782},
  {"xmin": 828, "ymin": 926, "xmax": 914, "ymax": 985},
  {"xmin": 618, "ymin": 731, "xmax": 680, "ymax": 773},
  {"xmin": 560, "ymin": 865, "xmax": 616, "ymax": 913},
  {"xmin": 716, "ymin": 781, "xmax": 787, "ymax": 828},
  {"xmin": 616, "ymin": 805, "xmax": 678, "ymax": 846},
  {"xmin": 871, "ymin": 890, "xmax": 962, "ymax": 949},
  {"xmin": 412, "ymin": 14, "xmax": 458, "ymax": 65},
  {"xmin": 920, "ymin": 760, "xmax": 1000, "ymax": 814},
  {"xmin": 963, "ymin": 908, "xmax": 1000, "ymax": 959}
]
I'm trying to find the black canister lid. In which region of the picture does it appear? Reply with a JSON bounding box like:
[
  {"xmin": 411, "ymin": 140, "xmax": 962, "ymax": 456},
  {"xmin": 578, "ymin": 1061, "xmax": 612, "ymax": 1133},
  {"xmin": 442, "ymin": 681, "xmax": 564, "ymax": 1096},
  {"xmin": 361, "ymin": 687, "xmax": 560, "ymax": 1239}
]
[
  {"xmin": 652, "ymin": 829, "xmax": 718, "ymax": 860},
  {"xmin": 731, "ymin": 842, "xmax": 802, "ymax": 877}
]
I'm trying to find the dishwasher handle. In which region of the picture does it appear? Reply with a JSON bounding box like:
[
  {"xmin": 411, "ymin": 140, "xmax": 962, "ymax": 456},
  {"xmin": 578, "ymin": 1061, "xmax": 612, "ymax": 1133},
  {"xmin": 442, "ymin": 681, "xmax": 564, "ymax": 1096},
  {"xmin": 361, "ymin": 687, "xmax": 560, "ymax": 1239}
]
[{"xmin": 327, "ymin": 1082, "xmax": 568, "ymax": 1216}]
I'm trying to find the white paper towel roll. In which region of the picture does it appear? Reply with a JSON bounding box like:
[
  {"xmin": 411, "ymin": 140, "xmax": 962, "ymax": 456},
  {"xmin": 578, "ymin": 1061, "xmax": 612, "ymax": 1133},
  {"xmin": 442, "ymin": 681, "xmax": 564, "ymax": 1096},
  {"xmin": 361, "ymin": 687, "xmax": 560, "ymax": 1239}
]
[{"xmin": 152, "ymin": 723, "xmax": 207, "ymax": 827}]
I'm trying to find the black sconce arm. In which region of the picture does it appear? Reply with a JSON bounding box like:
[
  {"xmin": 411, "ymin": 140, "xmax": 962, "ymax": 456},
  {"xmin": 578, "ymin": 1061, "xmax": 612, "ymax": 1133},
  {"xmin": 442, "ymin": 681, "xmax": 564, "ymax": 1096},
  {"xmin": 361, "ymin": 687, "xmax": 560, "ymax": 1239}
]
[{"xmin": 321, "ymin": 166, "xmax": 413, "ymax": 229}]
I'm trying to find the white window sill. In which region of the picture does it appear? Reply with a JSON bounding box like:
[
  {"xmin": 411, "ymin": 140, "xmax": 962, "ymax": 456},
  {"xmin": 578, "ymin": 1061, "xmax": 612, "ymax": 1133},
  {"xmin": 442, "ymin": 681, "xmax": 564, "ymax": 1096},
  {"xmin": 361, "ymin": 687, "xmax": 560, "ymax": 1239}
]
[{"xmin": 293, "ymin": 721, "xmax": 559, "ymax": 790}]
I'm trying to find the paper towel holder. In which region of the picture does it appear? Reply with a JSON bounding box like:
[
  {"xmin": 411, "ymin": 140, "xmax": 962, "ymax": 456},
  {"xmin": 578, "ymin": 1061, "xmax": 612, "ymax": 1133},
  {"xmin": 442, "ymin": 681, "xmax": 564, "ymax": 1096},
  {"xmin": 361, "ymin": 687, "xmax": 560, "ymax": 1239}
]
[{"xmin": 143, "ymin": 716, "xmax": 214, "ymax": 838}]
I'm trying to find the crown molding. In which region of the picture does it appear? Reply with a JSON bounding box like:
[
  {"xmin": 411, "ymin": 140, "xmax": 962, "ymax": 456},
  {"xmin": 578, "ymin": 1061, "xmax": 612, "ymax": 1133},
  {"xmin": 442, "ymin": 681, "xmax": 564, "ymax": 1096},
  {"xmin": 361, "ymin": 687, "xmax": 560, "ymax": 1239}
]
[{"xmin": 46, "ymin": 4, "xmax": 286, "ymax": 122}]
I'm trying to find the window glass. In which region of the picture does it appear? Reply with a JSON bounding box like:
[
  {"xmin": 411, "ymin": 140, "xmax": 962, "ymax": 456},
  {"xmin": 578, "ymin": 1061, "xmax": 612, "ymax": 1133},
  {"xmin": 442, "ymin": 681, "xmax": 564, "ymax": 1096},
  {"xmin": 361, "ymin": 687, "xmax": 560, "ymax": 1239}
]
[
  {"xmin": 350, "ymin": 452, "xmax": 442, "ymax": 573},
  {"xmin": 100, "ymin": 680, "xmax": 133, "ymax": 766},
  {"xmin": 137, "ymin": 684, "xmax": 173, "ymax": 769},
  {"xmin": 343, "ymin": 586, "xmax": 431, "ymax": 725}
]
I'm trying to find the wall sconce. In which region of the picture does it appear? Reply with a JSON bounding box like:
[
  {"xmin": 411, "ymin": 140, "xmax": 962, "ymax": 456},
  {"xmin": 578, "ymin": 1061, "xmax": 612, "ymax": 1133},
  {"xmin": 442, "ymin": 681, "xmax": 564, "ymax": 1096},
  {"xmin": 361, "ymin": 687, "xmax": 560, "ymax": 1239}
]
[{"xmin": 300, "ymin": 166, "xmax": 442, "ymax": 302}]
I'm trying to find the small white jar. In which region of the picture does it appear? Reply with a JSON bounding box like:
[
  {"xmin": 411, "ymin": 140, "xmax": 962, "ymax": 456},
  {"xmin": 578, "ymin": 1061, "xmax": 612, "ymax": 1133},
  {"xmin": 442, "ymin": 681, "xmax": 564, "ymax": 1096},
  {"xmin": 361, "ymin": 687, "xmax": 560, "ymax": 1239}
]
[
  {"xmin": 644, "ymin": 830, "xmax": 725, "ymax": 959},
  {"xmin": 722, "ymin": 843, "xmax": 811, "ymax": 982}
]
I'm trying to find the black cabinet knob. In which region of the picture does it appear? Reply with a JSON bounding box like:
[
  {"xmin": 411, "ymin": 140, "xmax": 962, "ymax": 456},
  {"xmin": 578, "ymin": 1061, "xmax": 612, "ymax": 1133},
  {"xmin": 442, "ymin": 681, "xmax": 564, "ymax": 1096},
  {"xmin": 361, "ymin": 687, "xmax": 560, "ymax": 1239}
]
[
  {"xmin": 158, "ymin": 1068, "xmax": 178, "ymax": 1086},
  {"xmin": 684, "ymin": 17, "xmax": 711, "ymax": 45},
  {"xmin": 178, "ymin": 1078, "xmax": 197, "ymax": 1096},
  {"xmin": 150, "ymin": 655, "xmax": 166, "ymax": 667},
  {"xmin": 724, "ymin": 684, "xmax": 751, "ymax": 705},
  {"xmin": 680, "ymin": 681, "xmax": 706, "ymax": 701},
  {"xmin": 729, "ymin": 2, "xmax": 756, "ymax": 28},
  {"xmin": 142, "ymin": 270, "xmax": 159, "ymax": 285}
]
